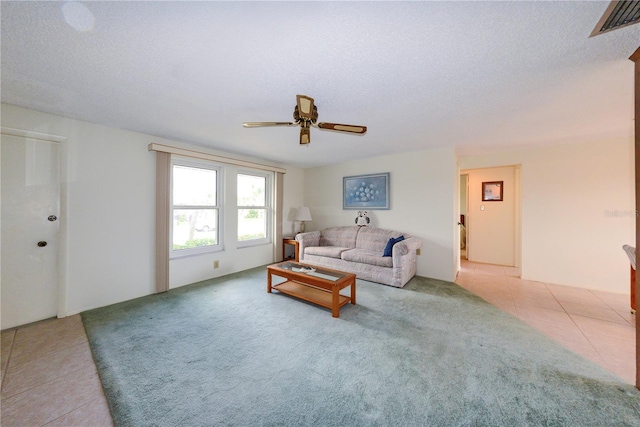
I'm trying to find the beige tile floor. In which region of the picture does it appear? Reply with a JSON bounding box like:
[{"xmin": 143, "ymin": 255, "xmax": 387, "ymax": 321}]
[
  {"xmin": 457, "ymin": 259, "xmax": 637, "ymax": 384},
  {"xmin": 1, "ymin": 315, "xmax": 113, "ymax": 427},
  {"xmin": 1, "ymin": 262, "xmax": 637, "ymax": 426}
]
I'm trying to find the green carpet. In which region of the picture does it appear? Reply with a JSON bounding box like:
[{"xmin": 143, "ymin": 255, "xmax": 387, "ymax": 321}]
[{"xmin": 82, "ymin": 266, "xmax": 640, "ymax": 426}]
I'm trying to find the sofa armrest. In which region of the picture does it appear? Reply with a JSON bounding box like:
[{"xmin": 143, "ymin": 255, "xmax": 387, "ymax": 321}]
[
  {"xmin": 295, "ymin": 231, "xmax": 321, "ymax": 260},
  {"xmin": 393, "ymin": 237, "xmax": 422, "ymax": 257},
  {"xmin": 295, "ymin": 231, "xmax": 320, "ymax": 246},
  {"xmin": 391, "ymin": 236, "xmax": 421, "ymax": 287}
]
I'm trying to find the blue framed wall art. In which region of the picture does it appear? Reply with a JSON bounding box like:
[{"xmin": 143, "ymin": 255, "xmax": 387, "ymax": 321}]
[{"xmin": 343, "ymin": 172, "xmax": 390, "ymax": 210}]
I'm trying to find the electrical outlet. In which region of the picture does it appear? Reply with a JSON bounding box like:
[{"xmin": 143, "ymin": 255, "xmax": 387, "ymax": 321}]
[
  {"xmin": 416, "ymin": 249, "xmax": 421, "ymax": 256},
  {"xmin": 214, "ymin": 260, "xmax": 219, "ymax": 269}
]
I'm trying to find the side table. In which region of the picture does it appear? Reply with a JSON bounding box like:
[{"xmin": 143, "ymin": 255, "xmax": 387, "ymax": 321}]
[{"xmin": 283, "ymin": 237, "xmax": 299, "ymax": 262}]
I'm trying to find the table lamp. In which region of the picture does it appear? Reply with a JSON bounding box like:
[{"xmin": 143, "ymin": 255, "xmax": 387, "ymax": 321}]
[{"xmin": 295, "ymin": 207, "xmax": 312, "ymax": 233}]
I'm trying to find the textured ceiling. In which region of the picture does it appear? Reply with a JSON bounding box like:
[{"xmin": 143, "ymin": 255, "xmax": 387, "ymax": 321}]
[{"xmin": 2, "ymin": 1, "xmax": 639, "ymax": 168}]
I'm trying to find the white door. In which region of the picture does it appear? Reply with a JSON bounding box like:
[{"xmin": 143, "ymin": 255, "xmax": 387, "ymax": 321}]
[{"xmin": 1, "ymin": 133, "xmax": 60, "ymax": 329}]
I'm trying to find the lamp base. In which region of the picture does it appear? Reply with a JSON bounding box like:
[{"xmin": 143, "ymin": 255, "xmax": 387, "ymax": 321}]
[{"xmin": 299, "ymin": 222, "xmax": 306, "ymax": 233}]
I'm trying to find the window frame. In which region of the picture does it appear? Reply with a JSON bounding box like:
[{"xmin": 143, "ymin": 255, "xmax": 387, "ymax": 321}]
[
  {"xmin": 170, "ymin": 156, "xmax": 224, "ymax": 258},
  {"xmin": 236, "ymin": 169, "xmax": 272, "ymax": 248}
]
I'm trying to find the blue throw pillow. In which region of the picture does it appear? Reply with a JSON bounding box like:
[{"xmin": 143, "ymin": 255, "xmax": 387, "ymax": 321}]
[{"xmin": 383, "ymin": 235, "xmax": 405, "ymax": 257}]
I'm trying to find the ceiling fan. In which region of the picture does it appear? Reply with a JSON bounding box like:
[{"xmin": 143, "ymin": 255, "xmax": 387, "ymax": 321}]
[{"xmin": 243, "ymin": 95, "xmax": 367, "ymax": 145}]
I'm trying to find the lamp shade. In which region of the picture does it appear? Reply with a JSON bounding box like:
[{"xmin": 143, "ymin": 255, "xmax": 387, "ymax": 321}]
[{"xmin": 295, "ymin": 207, "xmax": 312, "ymax": 222}]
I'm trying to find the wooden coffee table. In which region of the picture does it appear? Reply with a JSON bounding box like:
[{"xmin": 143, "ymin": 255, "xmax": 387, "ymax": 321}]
[{"xmin": 267, "ymin": 261, "xmax": 356, "ymax": 318}]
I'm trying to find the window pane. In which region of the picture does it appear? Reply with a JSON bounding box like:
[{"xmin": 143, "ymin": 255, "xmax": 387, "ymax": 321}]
[
  {"xmin": 237, "ymin": 174, "xmax": 265, "ymax": 206},
  {"xmin": 173, "ymin": 209, "xmax": 218, "ymax": 250},
  {"xmin": 238, "ymin": 208, "xmax": 266, "ymax": 241},
  {"xmin": 173, "ymin": 165, "xmax": 217, "ymax": 206}
]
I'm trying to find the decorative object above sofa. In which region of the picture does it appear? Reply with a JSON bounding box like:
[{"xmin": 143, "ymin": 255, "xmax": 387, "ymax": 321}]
[
  {"xmin": 295, "ymin": 226, "xmax": 421, "ymax": 288},
  {"xmin": 355, "ymin": 211, "xmax": 370, "ymax": 227}
]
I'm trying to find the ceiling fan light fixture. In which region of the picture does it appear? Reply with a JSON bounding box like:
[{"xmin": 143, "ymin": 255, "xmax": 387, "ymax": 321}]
[
  {"xmin": 300, "ymin": 127, "xmax": 310, "ymax": 145},
  {"xmin": 299, "ymin": 121, "xmax": 311, "ymax": 145}
]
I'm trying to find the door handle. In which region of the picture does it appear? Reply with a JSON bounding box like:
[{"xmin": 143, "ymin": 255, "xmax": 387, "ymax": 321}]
[
  {"xmin": 48, "ymin": 215, "xmax": 57, "ymax": 222},
  {"xmin": 37, "ymin": 241, "xmax": 47, "ymax": 247}
]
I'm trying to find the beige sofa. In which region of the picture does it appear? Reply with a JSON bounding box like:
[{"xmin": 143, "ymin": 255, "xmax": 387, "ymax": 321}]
[{"xmin": 295, "ymin": 226, "xmax": 421, "ymax": 288}]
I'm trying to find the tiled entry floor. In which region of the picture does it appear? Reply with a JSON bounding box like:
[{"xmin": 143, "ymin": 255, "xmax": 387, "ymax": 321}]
[
  {"xmin": 457, "ymin": 259, "xmax": 636, "ymax": 384},
  {"xmin": 1, "ymin": 262, "xmax": 637, "ymax": 426},
  {"xmin": 1, "ymin": 315, "xmax": 113, "ymax": 427}
]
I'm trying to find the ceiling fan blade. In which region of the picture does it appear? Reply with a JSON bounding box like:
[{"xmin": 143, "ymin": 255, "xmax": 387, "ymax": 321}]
[
  {"xmin": 243, "ymin": 122, "xmax": 296, "ymax": 128},
  {"xmin": 296, "ymin": 95, "xmax": 315, "ymax": 120},
  {"xmin": 317, "ymin": 122, "xmax": 367, "ymax": 134}
]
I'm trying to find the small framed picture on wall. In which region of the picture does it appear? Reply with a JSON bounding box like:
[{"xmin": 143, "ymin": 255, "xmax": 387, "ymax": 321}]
[{"xmin": 482, "ymin": 181, "xmax": 503, "ymax": 201}]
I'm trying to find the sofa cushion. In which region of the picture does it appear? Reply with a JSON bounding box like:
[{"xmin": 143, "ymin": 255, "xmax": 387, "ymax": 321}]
[
  {"xmin": 305, "ymin": 246, "xmax": 351, "ymax": 259},
  {"xmin": 383, "ymin": 235, "xmax": 405, "ymax": 257},
  {"xmin": 319, "ymin": 226, "xmax": 359, "ymax": 248},
  {"xmin": 341, "ymin": 248, "xmax": 393, "ymax": 268},
  {"xmin": 355, "ymin": 227, "xmax": 401, "ymax": 253}
]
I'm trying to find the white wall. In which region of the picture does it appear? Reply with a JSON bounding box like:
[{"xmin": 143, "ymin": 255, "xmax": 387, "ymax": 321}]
[
  {"xmin": 460, "ymin": 137, "xmax": 635, "ymax": 294},
  {"xmin": 459, "ymin": 175, "xmax": 467, "ymax": 217},
  {"xmin": 1, "ymin": 104, "xmax": 300, "ymax": 315},
  {"xmin": 283, "ymin": 167, "xmax": 305, "ymax": 237},
  {"xmin": 303, "ymin": 147, "xmax": 458, "ymax": 282}
]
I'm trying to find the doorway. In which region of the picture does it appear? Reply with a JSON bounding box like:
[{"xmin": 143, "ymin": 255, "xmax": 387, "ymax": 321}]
[
  {"xmin": 1, "ymin": 129, "xmax": 64, "ymax": 329},
  {"xmin": 461, "ymin": 165, "xmax": 521, "ymax": 268}
]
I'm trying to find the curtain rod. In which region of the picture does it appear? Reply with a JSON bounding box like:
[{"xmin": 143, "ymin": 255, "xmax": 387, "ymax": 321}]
[
  {"xmin": 1, "ymin": 127, "xmax": 67, "ymax": 143},
  {"xmin": 148, "ymin": 143, "xmax": 286, "ymax": 174}
]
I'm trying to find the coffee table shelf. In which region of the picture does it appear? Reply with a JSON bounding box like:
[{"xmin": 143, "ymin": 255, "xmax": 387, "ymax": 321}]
[{"xmin": 273, "ymin": 280, "xmax": 351, "ymax": 310}]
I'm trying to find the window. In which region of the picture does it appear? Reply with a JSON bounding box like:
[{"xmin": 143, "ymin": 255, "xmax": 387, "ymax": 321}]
[
  {"xmin": 237, "ymin": 171, "xmax": 271, "ymax": 246},
  {"xmin": 171, "ymin": 158, "xmax": 223, "ymax": 257}
]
